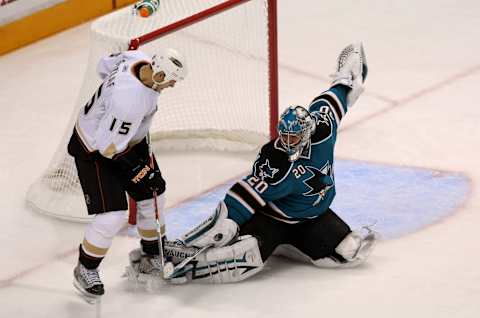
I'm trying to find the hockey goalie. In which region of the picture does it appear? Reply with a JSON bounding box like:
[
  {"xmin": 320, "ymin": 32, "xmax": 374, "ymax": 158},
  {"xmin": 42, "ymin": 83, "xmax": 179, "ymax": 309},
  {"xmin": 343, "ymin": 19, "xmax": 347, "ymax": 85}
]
[{"xmin": 127, "ymin": 42, "xmax": 377, "ymax": 284}]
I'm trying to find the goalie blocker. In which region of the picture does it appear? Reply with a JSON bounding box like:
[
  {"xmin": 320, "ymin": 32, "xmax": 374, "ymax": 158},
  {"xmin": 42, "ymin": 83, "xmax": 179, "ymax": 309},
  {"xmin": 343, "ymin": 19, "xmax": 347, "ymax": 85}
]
[{"xmin": 181, "ymin": 201, "xmax": 239, "ymax": 248}]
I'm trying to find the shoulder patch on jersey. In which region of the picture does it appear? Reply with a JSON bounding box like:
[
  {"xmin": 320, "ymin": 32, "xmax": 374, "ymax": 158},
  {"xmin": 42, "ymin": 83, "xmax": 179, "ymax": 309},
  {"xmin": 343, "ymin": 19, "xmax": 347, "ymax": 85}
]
[
  {"xmin": 257, "ymin": 159, "xmax": 279, "ymax": 179},
  {"xmin": 253, "ymin": 140, "xmax": 293, "ymax": 185},
  {"xmin": 310, "ymin": 110, "xmax": 333, "ymax": 144}
]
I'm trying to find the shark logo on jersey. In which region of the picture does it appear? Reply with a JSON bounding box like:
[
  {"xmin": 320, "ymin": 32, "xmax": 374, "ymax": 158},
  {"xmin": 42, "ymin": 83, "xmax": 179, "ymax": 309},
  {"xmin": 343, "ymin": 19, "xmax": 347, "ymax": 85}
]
[
  {"xmin": 303, "ymin": 162, "xmax": 334, "ymax": 206},
  {"xmin": 312, "ymin": 111, "xmax": 331, "ymax": 127},
  {"xmin": 255, "ymin": 159, "xmax": 279, "ymax": 180}
]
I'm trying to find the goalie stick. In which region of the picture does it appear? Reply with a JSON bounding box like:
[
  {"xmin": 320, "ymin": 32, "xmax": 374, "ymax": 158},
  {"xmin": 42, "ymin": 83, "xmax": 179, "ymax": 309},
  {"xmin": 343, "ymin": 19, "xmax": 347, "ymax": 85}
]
[{"xmin": 163, "ymin": 244, "xmax": 213, "ymax": 279}]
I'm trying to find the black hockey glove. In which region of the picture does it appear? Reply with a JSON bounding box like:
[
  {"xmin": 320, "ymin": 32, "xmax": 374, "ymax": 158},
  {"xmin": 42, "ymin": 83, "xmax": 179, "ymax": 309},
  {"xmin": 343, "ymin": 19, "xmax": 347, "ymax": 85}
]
[
  {"xmin": 112, "ymin": 147, "xmax": 164, "ymax": 193},
  {"xmin": 129, "ymin": 161, "xmax": 164, "ymax": 192}
]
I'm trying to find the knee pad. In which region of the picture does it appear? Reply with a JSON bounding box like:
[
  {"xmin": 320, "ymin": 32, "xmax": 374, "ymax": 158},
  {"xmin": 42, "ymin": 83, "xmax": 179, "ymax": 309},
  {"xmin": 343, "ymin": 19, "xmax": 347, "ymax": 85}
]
[
  {"xmin": 85, "ymin": 210, "xmax": 127, "ymax": 248},
  {"xmin": 181, "ymin": 201, "xmax": 239, "ymax": 248}
]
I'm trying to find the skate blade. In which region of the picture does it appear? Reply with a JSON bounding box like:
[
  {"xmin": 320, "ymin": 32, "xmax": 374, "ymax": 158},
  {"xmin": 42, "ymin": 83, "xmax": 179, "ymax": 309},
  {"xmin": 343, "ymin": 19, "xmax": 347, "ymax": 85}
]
[{"xmin": 73, "ymin": 279, "xmax": 102, "ymax": 305}]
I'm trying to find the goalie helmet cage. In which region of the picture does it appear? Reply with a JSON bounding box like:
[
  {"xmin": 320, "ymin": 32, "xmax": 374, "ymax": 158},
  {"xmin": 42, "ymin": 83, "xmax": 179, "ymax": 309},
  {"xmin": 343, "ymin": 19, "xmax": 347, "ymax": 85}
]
[{"xmin": 27, "ymin": 0, "xmax": 278, "ymax": 222}]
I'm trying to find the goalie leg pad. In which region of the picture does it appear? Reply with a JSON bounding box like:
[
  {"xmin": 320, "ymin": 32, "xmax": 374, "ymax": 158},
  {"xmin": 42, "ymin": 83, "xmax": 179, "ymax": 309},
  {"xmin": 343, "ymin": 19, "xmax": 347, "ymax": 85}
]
[
  {"xmin": 164, "ymin": 239, "xmax": 201, "ymax": 264},
  {"xmin": 181, "ymin": 201, "xmax": 239, "ymax": 248},
  {"xmin": 330, "ymin": 42, "xmax": 368, "ymax": 108},
  {"xmin": 172, "ymin": 235, "xmax": 264, "ymax": 284}
]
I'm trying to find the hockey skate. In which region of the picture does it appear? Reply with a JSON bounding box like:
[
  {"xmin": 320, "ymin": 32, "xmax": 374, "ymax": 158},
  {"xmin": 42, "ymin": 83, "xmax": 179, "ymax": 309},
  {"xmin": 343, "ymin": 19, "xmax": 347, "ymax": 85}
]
[{"xmin": 73, "ymin": 263, "xmax": 104, "ymax": 304}]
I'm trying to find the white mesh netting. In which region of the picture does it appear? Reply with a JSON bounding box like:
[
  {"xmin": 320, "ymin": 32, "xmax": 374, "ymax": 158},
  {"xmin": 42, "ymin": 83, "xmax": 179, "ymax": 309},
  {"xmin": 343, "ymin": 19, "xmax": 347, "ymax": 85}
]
[{"xmin": 27, "ymin": 0, "xmax": 273, "ymax": 221}]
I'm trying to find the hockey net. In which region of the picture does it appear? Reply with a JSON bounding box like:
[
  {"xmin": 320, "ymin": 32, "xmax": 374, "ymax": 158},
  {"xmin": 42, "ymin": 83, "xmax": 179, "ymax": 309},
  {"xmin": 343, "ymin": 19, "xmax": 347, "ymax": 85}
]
[{"xmin": 27, "ymin": 0, "xmax": 278, "ymax": 222}]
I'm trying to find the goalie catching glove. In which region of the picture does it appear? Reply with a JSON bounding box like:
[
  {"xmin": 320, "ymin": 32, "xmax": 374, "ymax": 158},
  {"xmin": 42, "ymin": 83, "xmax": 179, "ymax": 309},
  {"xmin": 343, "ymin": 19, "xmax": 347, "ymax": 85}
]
[{"xmin": 331, "ymin": 42, "xmax": 368, "ymax": 108}]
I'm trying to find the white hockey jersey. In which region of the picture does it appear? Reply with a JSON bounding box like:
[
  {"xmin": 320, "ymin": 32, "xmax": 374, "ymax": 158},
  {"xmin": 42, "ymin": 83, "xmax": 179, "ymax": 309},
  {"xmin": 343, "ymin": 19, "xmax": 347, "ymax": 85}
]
[{"xmin": 75, "ymin": 50, "xmax": 159, "ymax": 159}]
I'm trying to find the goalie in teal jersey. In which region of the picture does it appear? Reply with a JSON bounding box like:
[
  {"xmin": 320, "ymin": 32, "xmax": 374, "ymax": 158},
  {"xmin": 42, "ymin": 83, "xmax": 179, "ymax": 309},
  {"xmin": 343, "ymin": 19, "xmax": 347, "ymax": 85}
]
[{"xmin": 144, "ymin": 43, "xmax": 378, "ymax": 284}]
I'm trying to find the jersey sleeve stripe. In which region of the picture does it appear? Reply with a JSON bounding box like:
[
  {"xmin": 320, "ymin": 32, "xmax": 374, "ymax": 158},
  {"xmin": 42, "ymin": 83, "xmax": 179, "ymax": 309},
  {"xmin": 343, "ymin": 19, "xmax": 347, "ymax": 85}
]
[
  {"xmin": 237, "ymin": 180, "xmax": 267, "ymax": 206},
  {"xmin": 309, "ymin": 91, "xmax": 345, "ymax": 126},
  {"xmin": 231, "ymin": 181, "xmax": 266, "ymax": 210},
  {"xmin": 321, "ymin": 94, "xmax": 343, "ymax": 123},
  {"xmin": 324, "ymin": 90, "xmax": 346, "ymax": 117},
  {"xmin": 226, "ymin": 191, "xmax": 255, "ymax": 215},
  {"xmin": 223, "ymin": 196, "xmax": 254, "ymax": 225}
]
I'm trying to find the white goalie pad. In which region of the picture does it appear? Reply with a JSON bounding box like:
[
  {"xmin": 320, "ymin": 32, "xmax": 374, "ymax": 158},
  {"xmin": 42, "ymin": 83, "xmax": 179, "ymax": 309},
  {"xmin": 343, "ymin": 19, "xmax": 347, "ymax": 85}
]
[
  {"xmin": 164, "ymin": 239, "xmax": 201, "ymax": 264},
  {"xmin": 169, "ymin": 235, "xmax": 264, "ymax": 284},
  {"xmin": 313, "ymin": 228, "xmax": 378, "ymax": 268},
  {"xmin": 181, "ymin": 201, "xmax": 239, "ymax": 248},
  {"xmin": 331, "ymin": 42, "xmax": 368, "ymax": 108}
]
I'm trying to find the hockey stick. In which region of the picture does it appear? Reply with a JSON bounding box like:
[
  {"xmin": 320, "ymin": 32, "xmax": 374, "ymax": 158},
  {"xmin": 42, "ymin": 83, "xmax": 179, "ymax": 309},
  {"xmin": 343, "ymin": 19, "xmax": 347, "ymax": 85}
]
[
  {"xmin": 147, "ymin": 133, "xmax": 175, "ymax": 276},
  {"xmin": 163, "ymin": 244, "xmax": 213, "ymax": 279},
  {"xmin": 152, "ymin": 188, "xmax": 174, "ymax": 275}
]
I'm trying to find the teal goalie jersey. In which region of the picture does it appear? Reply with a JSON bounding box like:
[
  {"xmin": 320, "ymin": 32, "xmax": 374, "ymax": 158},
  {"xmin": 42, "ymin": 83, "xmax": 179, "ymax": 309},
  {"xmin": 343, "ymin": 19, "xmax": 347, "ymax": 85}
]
[{"xmin": 224, "ymin": 85, "xmax": 349, "ymax": 225}]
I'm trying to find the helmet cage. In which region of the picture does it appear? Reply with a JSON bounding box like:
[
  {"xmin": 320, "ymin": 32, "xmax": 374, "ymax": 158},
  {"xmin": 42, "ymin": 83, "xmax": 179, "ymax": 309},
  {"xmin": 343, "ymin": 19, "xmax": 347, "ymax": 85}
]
[{"xmin": 277, "ymin": 106, "xmax": 314, "ymax": 161}]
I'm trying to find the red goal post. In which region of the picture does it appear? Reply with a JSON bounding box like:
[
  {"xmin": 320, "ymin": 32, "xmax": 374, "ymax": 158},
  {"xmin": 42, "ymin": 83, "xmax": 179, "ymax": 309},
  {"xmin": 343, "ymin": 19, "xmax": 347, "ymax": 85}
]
[
  {"xmin": 27, "ymin": 0, "xmax": 279, "ymax": 222},
  {"xmin": 129, "ymin": 0, "xmax": 278, "ymax": 139}
]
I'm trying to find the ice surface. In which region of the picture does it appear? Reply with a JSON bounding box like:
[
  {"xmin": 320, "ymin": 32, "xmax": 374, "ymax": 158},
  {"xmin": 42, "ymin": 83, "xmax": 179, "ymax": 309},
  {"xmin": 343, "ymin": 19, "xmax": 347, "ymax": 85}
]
[{"xmin": 1, "ymin": 1, "xmax": 479, "ymax": 317}]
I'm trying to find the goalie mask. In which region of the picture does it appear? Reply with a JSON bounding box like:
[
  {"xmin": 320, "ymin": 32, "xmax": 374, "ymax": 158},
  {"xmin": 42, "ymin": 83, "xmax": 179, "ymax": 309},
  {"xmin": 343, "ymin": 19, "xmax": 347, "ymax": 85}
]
[
  {"xmin": 277, "ymin": 105, "xmax": 315, "ymax": 162},
  {"xmin": 151, "ymin": 48, "xmax": 188, "ymax": 88}
]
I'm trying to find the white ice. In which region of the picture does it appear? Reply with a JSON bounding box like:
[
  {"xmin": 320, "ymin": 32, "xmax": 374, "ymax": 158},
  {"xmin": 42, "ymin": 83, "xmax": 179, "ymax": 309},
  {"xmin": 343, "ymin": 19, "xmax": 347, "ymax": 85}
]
[{"xmin": 1, "ymin": 0, "xmax": 479, "ymax": 317}]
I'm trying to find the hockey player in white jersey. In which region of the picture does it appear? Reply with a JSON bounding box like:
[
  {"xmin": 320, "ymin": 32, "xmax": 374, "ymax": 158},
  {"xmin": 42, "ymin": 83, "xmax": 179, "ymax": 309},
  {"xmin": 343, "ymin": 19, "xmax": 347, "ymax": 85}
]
[
  {"xmin": 160, "ymin": 43, "xmax": 377, "ymax": 284},
  {"xmin": 68, "ymin": 48, "xmax": 187, "ymax": 300}
]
